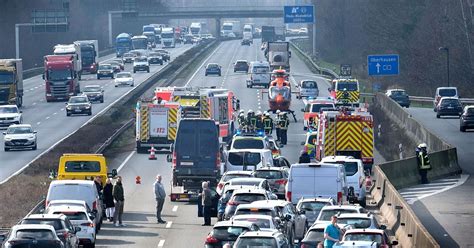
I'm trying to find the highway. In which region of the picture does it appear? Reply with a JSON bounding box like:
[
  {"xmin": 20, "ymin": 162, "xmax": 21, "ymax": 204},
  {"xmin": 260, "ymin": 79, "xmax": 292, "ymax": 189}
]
[
  {"xmin": 0, "ymin": 44, "xmax": 193, "ymax": 183},
  {"xmin": 95, "ymin": 39, "xmax": 386, "ymax": 247},
  {"xmin": 403, "ymin": 107, "xmax": 474, "ymax": 247}
]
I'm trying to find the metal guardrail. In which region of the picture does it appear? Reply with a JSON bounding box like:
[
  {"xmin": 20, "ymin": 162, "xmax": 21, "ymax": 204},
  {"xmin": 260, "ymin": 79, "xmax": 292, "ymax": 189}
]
[
  {"xmin": 361, "ymin": 93, "xmax": 474, "ymax": 105},
  {"xmin": 95, "ymin": 118, "xmax": 134, "ymax": 153},
  {"xmin": 289, "ymin": 40, "xmax": 339, "ymax": 79}
]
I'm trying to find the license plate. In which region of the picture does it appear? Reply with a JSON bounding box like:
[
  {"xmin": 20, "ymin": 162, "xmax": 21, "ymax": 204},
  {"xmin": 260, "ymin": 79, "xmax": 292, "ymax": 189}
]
[
  {"xmin": 448, "ymin": 106, "xmax": 454, "ymax": 109},
  {"xmin": 74, "ymin": 109, "xmax": 81, "ymax": 112},
  {"xmin": 181, "ymin": 162, "xmax": 193, "ymax": 166},
  {"xmin": 179, "ymin": 194, "xmax": 189, "ymax": 199}
]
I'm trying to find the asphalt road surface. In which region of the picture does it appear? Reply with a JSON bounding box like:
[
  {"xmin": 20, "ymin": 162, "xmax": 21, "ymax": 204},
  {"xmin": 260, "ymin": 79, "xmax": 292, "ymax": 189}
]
[
  {"xmin": 404, "ymin": 107, "xmax": 474, "ymax": 247},
  {"xmin": 96, "ymin": 39, "xmax": 386, "ymax": 248},
  {"xmin": 0, "ymin": 44, "xmax": 193, "ymax": 183}
]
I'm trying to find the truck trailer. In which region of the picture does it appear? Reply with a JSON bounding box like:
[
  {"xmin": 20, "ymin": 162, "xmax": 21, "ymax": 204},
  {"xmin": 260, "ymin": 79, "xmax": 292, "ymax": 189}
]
[
  {"xmin": 53, "ymin": 44, "xmax": 82, "ymax": 80},
  {"xmin": 266, "ymin": 42, "xmax": 290, "ymax": 71},
  {"xmin": 161, "ymin": 27, "xmax": 176, "ymax": 48},
  {"xmin": 0, "ymin": 59, "xmax": 23, "ymax": 107},
  {"xmin": 74, "ymin": 40, "xmax": 98, "ymax": 74}
]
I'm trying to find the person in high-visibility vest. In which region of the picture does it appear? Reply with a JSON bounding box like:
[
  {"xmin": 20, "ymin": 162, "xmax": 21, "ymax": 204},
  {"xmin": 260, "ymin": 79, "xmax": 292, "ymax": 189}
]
[
  {"xmin": 278, "ymin": 112, "xmax": 290, "ymax": 145},
  {"xmin": 416, "ymin": 143, "xmax": 431, "ymax": 184},
  {"xmin": 263, "ymin": 112, "xmax": 274, "ymax": 135},
  {"xmin": 275, "ymin": 110, "xmax": 281, "ymax": 141},
  {"xmin": 305, "ymin": 137, "xmax": 317, "ymax": 159},
  {"xmin": 237, "ymin": 110, "xmax": 246, "ymax": 131},
  {"xmin": 246, "ymin": 109, "xmax": 256, "ymax": 132},
  {"xmin": 256, "ymin": 111, "xmax": 264, "ymax": 133}
]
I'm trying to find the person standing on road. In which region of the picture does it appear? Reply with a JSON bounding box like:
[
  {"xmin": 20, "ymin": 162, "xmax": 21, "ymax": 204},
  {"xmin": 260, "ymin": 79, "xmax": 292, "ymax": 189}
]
[
  {"xmin": 278, "ymin": 112, "xmax": 290, "ymax": 145},
  {"xmin": 275, "ymin": 110, "xmax": 281, "ymax": 141},
  {"xmin": 298, "ymin": 150, "xmax": 311, "ymax": 163},
  {"xmin": 263, "ymin": 112, "xmax": 274, "ymax": 135},
  {"xmin": 324, "ymin": 215, "xmax": 343, "ymax": 248},
  {"xmin": 154, "ymin": 174, "xmax": 167, "ymax": 224},
  {"xmin": 416, "ymin": 143, "xmax": 431, "ymax": 184},
  {"xmin": 200, "ymin": 181, "xmax": 212, "ymax": 226},
  {"xmin": 113, "ymin": 176, "xmax": 126, "ymax": 227},
  {"xmin": 94, "ymin": 176, "xmax": 103, "ymax": 196},
  {"xmin": 103, "ymin": 178, "xmax": 115, "ymax": 222}
]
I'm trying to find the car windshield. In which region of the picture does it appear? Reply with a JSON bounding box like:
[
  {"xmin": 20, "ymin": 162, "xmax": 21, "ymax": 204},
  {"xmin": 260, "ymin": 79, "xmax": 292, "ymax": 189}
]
[
  {"xmin": 309, "ymin": 104, "xmax": 334, "ymax": 113},
  {"xmin": 69, "ymin": 97, "xmax": 88, "ymax": 103},
  {"xmin": 212, "ymin": 226, "xmax": 249, "ymax": 241},
  {"xmin": 52, "ymin": 211, "xmax": 88, "ymax": 221},
  {"xmin": 116, "ymin": 73, "xmax": 131, "ymax": 78},
  {"xmin": 254, "ymin": 170, "xmax": 283, "ymax": 179},
  {"xmin": 7, "ymin": 127, "xmax": 32, "ymax": 134},
  {"xmin": 439, "ymin": 89, "xmax": 457, "ymax": 97},
  {"xmin": 232, "ymin": 193, "xmax": 266, "ymax": 203},
  {"xmin": 299, "ymin": 202, "xmax": 329, "ymax": 213},
  {"xmin": 325, "ymin": 161, "xmax": 358, "ymax": 176},
  {"xmin": 232, "ymin": 139, "xmax": 264, "ymax": 149},
  {"xmin": 344, "ymin": 233, "xmax": 383, "ymax": 244},
  {"xmin": 222, "ymin": 173, "xmax": 253, "ymax": 182},
  {"xmin": 228, "ymin": 152, "xmax": 262, "ymax": 166},
  {"xmin": 306, "ymin": 135, "xmax": 317, "ymax": 145},
  {"xmin": 338, "ymin": 217, "xmax": 372, "ymax": 229},
  {"xmin": 337, "ymin": 82, "xmax": 358, "ymax": 91},
  {"xmin": 84, "ymin": 86, "xmax": 101, "ymax": 92},
  {"xmin": 208, "ymin": 64, "xmax": 219, "ymax": 68},
  {"xmin": 441, "ymin": 99, "xmax": 461, "ymax": 106},
  {"xmin": 65, "ymin": 161, "xmax": 101, "ymax": 172},
  {"xmin": 48, "ymin": 69, "xmax": 72, "ymax": 81},
  {"xmin": 136, "ymin": 58, "xmax": 147, "ymax": 62},
  {"xmin": 236, "ymin": 62, "xmax": 247, "ymax": 66},
  {"xmin": 234, "ymin": 217, "xmax": 272, "ymax": 229},
  {"xmin": 15, "ymin": 230, "xmax": 55, "ymax": 240},
  {"xmin": 390, "ymin": 90, "xmax": 406, "ymax": 96},
  {"xmin": 305, "ymin": 229, "xmax": 325, "ymax": 242},
  {"xmin": 252, "ymin": 66, "xmax": 269, "ymax": 73},
  {"xmin": 21, "ymin": 219, "xmax": 63, "ymax": 231},
  {"xmin": 0, "ymin": 72, "xmax": 14, "ymax": 85},
  {"xmin": 48, "ymin": 185, "xmax": 93, "ymax": 202},
  {"xmin": 99, "ymin": 65, "xmax": 112, "ymax": 70},
  {"xmin": 123, "ymin": 53, "xmax": 133, "ymax": 57},
  {"xmin": 302, "ymin": 81, "xmax": 318, "ymax": 88},
  {"xmin": 0, "ymin": 107, "xmax": 18, "ymax": 113},
  {"xmin": 466, "ymin": 108, "xmax": 474, "ymax": 115},
  {"xmin": 236, "ymin": 237, "xmax": 277, "ymax": 247},
  {"xmin": 319, "ymin": 209, "xmax": 358, "ymax": 221}
]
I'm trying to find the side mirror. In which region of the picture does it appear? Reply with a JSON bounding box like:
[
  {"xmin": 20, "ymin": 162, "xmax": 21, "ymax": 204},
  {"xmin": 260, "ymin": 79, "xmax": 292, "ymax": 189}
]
[
  {"xmin": 299, "ymin": 210, "xmax": 306, "ymax": 215},
  {"xmin": 89, "ymin": 213, "xmax": 95, "ymax": 220},
  {"xmin": 300, "ymin": 108, "xmax": 305, "ymax": 112},
  {"xmin": 391, "ymin": 240, "xmax": 399, "ymax": 246},
  {"xmin": 19, "ymin": 110, "xmax": 23, "ymax": 113},
  {"xmin": 65, "ymin": 102, "xmax": 68, "ymax": 105},
  {"xmin": 380, "ymin": 224, "xmax": 387, "ymax": 230},
  {"xmin": 166, "ymin": 154, "xmax": 172, "ymax": 163}
]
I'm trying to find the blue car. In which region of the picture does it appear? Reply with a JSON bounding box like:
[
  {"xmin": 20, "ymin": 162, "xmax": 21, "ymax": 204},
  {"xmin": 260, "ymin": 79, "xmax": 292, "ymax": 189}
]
[{"xmin": 205, "ymin": 63, "xmax": 222, "ymax": 76}]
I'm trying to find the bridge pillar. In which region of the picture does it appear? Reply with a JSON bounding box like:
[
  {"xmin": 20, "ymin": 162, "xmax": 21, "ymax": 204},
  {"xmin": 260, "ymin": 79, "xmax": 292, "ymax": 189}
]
[{"xmin": 215, "ymin": 18, "xmax": 221, "ymax": 38}]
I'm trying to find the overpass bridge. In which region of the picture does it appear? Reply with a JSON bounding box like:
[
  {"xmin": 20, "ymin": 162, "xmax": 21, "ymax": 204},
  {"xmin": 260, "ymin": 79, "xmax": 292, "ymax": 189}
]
[{"xmin": 108, "ymin": 6, "xmax": 286, "ymax": 46}]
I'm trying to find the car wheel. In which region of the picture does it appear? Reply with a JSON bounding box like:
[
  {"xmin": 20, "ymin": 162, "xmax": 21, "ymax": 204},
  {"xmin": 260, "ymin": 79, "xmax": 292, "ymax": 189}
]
[
  {"xmin": 460, "ymin": 126, "xmax": 466, "ymax": 132},
  {"xmin": 32, "ymin": 144, "xmax": 37, "ymax": 150},
  {"xmin": 97, "ymin": 76, "xmax": 100, "ymax": 80},
  {"xmin": 130, "ymin": 84, "xmax": 134, "ymax": 87},
  {"xmin": 66, "ymin": 112, "xmax": 71, "ymax": 117},
  {"xmin": 133, "ymin": 70, "xmax": 136, "ymax": 73},
  {"xmin": 111, "ymin": 76, "xmax": 114, "ymax": 79},
  {"xmin": 249, "ymin": 84, "xmax": 253, "ymax": 88},
  {"xmin": 436, "ymin": 114, "xmax": 440, "ymax": 118},
  {"xmin": 218, "ymin": 73, "xmax": 222, "ymax": 76},
  {"xmin": 114, "ymin": 85, "xmax": 118, "ymax": 87},
  {"xmin": 100, "ymin": 98, "xmax": 104, "ymax": 103},
  {"xmin": 147, "ymin": 69, "xmax": 150, "ymax": 73},
  {"xmin": 205, "ymin": 73, "xmax": 208, "ymax": 76},
  {"xmin": 88, "ymin": 111, "xmax": 92, "ymax": 116},
  {"xmin": 4, "ymin": 147, "xmax": 9, "ymax": 152}
]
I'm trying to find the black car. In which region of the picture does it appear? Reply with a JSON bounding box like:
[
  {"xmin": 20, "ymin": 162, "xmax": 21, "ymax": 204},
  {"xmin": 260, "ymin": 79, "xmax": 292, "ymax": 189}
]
[
  {"xmin": 97, "ymin": 64, "xmax": 114, "ymax": 79},
  {"xmin": 233, "ymin": 60, "xmax": 249, "ymax": 73},
  {"xmin": 300, "ymin": 223, "xmax": 325, "ymax": 248},
  {"xmin": 21, "ymin": 214, "xmax": 79, "ymax": 248},
  {"xmin": 241, "ymin": 39, "xmax": 252, "ymax": 46},
  {"xmin": 155, "ymin": 49, "xmax": 170, "ymax": 62},
  {"xmin": 82, "ymin": 85, "xmax": 104, "ymax": 103},
  {"xmin": 204, "ymin": 220, "xmax": 260, "ymax": 248},
  {"xmin": 436, "ymin": 97, "xmax": 463, "ymax": 118},
  {"xmin": 205, "ymin": 63, "xmax": 222, "ymax": 76},
  {"xmin": 148, "ymin": 52, "xmax": 164, "ymax": 65},
  {"xmin": 386, "ymin": 89, "xmax": 410, "ymax": 108},
  {"xmin": 460, "ymin": 106, "xmax": 474, "ymax": 132},
  {"xmin": 3, "ymin": 225, "xmax": 65, "ymax": 248},
  {"xmin": 66, "ymin": 96, "xmax": 92, "ymax": 116}
]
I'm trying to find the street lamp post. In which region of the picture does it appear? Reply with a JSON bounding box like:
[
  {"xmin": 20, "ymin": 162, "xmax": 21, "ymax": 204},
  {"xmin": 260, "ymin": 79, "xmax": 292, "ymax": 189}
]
[{"xmin": 439, "ymin": 47, "xmax": 450, "ymax": 87}]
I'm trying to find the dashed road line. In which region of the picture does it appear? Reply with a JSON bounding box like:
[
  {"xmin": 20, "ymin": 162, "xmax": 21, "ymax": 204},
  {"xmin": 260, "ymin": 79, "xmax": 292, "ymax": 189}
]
[
  {"xmin": 185, "ymin": 42, "xmax": 224, "ymax": 87},
  {"xmin": 53, "ymin": 112, "xmax": 57, "ymax": 115},
  {"xmin": 45, "ymin": 116, "xmax": 50, "ymax": 120},
  {"xmin": 165, "ymin": 221, "xmax": 172, "ymax": 229},
  {"xmin": 172, "ymin": 206, "xmax": 178, "ymax": 212},
  {"xmin": 157, "ymin": 240, "xmax": 165, "ymax": 248},
  {"xmin": 117, "ymin": 151, "xmax": 135, "ymax": 173},
  {"xmin": 36, "ymin": 122, "xmax": 41, "ymax": 125},
  {"xmin": 60, "ymin": 108, "xmax": 64, "ymax": 111},
  {"xmin": 32, "ymin": 102, "xmax": 37, "ymax": 105}
]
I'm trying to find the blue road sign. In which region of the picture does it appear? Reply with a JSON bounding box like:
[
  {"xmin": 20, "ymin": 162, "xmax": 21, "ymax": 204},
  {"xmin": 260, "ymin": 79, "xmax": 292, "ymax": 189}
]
[
  {"xmin": 367, "ymin": 54, "xmax": 399, "ymax": 76},
  {"xmin": 284, "ymin": 6, "xmax": 314, "ymax": 24}
]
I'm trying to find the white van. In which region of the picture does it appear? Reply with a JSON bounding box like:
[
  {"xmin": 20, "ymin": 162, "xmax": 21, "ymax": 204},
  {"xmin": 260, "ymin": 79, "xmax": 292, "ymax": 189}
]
[
  {"xmin": 285, "ymin": 163, "xmax": 347, "ymax": 204},
  {"xmin": 321, "ymin": 156, "xmax": 366, "ymax": 204},
  {"xmin": 46, "ymin": 180, "xmax": 104, "ymax": 228},
  {"xmin": 247, "ymin": 61, "xmax": 271, "ymax": 88},
  {"xmin": 224, "ymin": 149, "xmax": 274, "ymax": 172}
]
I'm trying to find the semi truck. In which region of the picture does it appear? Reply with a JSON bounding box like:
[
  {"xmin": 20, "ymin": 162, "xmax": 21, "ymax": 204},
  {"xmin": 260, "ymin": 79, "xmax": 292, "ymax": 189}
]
[
  {"xmin": 261, "ymin": 25, "xmax": 275, "ymax": 43},
  {"xmin": 0, "ymin": 59, "xmax": 23, "ymax": 107},
  {"xmin": 275, "ymin": 26, "xmax": 286, "ymax": 41},
  {"xmin": 161, "ymin": 27, "xmax": 176, "ymax": 48},
  {"xmin": 189, "ymin": 22, "xmax": 202, "ymax": 36},
  {"xmin": 222, "ymin": 21, "xmax": 241, "ymax": 38},
  {"xmin": 43, "ymin": 55, "xmax": 81, "ymax": 102},
  {"xmin": 74, "ymin": 40, "xmax": 98, "ymax": 74},
  {"xmin": 132, "ymin": 35, "xmax": 149, "ymax": 50},
  {"xmin": 267, "ymin": 42, "xmax": 290, "ymax": 71},
  {"xmin": 53, "ymin": 44, "xmax": 82, "ymax": 80}
]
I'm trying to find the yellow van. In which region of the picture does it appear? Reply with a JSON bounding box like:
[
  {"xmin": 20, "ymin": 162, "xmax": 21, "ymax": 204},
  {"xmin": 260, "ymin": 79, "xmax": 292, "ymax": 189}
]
[{"xmin": 57, "ymin": 154, "xmax": 115, "ymax": 185}]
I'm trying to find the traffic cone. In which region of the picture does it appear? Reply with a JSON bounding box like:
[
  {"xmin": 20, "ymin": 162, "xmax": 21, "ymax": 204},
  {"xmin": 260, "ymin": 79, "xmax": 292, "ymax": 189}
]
[
  {"xmin": 136, "ymin": 176, "xmax": 141, "ymax": 184},
  {"xmin": 149, "ymin": 146, "xmax": 157, "ymax": 160}
]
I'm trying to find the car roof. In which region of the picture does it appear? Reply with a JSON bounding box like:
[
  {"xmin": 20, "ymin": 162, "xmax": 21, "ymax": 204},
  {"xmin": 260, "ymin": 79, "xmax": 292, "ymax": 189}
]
[
  {"xmin": 238, "ymin": 230, "xmax": 281, "ymax": 238},
  {"xmin": 99, "ymin": 63, "xmax": 111, "ymax": 66},
  {"xmin": 309, "ymin": 223, "xmax": 327, "ymax": 230},
  {"xmin": 252, "ymin": 199, "xmax": 288, "ymax": 207},
  {"xmin": 223, "ymin": 171, "xmax": 254, "ymax": 176},
  {"xmin": 213, "ymin": 220, "xmax": 256, "ymax": 228},
  {"xmin": 440, "ymin": 97, "xmax": 459, "ymax": 100},
  {"xmin": 50, "ymin": 180, "xmax": 95, "ymax": 186},
  {"xmin": 291, "ymin": 163, "xmax": 344, "ymax": 169},
  {"xmin": 236, "ymin": 202, "xmax": 277, "ymax": 210},
  {"xmin": 337, "ymin": 213, "xmax": 373, "ymax": 219},
  {"xmin": 7, "ymin": 124, "xmax": 32, "ymax": 129},
  {"xmin": 255, "ymin": 167, "xmax": 287, "ymax": 172},
  {"xmin": 48, "ymin": 199, "xmax": 87, "ymax": 206},
  {"xmin": 228, "ymin": 178, "xmax": 266, "ymax": 183},
  {"xmin": 299, "ymin": 197, "xmax": 334, "ymax": 204},
  {"xmin": 85, "ymin": 85, "xmax": 100, "ymax": 88},
  {"xmin": 228, "ymin": 148, "xmax": 270, "ymax": 153},
  {"xmin": 25, "ymin": 214, "xmax": 66, "ymax": 220},
  {"xmin": 344, "ymin": 228, "xmax": 384, "ymax": 235},
  {"xmin": 117, "ymin": 71, "xmax": 131, "ymax": 75},
  {"xmin": 437, "ymin": 86, "xmax": 457, "ymax": 90},
  {"xmin": 47, "ymin": 205, "xmax": 88, "ymax": 213},
  {"xmin": 321, "ymin": 156, "xmax": 360, "ymax": 162},
  {"xmin": 207, "ymin": 63, "xmax": 219, "ymax": 66},
  {"xmin": 232, "ymin": 188, "xmax": 268, "ymax": 195},
  {"xmin": 0, "ymin": 105, "xmax": 18, "ymax": 108},
  {"xmin": 321, "ymin": 205, "xmax": 362, "ymax": 211},
  {"xmin": 12, "ymin": 224, "xmax": 56, "ymax": 231},
  {"xmin": 233, "ymin": 214, "xmax": 274, "ymax": 220},
  {"xmin": 236, "ymin": 60, "xmax": 248, "ymax": 63}
]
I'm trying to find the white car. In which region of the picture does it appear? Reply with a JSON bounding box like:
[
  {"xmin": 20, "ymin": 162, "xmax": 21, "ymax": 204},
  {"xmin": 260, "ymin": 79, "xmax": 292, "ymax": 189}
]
[
  {"xmin": 114, "ymin": 72, "xmax": 135, "ymax": 87},
  {"xmin": 133, "ymin": 56, "xmax": 150, "ymax": 73},
  {"xmin": 3, "ymin": 124, "xmax": 37, "ymax": 151},
  {"xmin": 217, "ymin": 171, "xmax": 254, "ymax": 195},
  {"xmin": 2, "ymin": 224, "xmax": 64, "ymax": 248},
  {"xmin": 0, "ymin": 105, "xmax": 22, "ymax": 129},
  {"xmin": 315, "ymin": 205, "xmax": 367, "ymax": 226},
  {"xmin": 46, "ymin": 205, "xmax": 96, "ymax": 247}
]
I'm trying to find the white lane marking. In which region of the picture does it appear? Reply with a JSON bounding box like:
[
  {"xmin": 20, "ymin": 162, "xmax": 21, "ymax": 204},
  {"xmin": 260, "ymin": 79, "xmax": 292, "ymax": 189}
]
[
  {"xmin": 30, "ymin": 88, "xmax": 35, "ymax": 91},
  {"xmin": 36, "ymin": 122, "xmax": 41, "ymax": 125},
  {"xmin": 60, "ymin": 108, "xmax": 64, "ymax": 111},
  {"xmin": 117, "ymin": 151, "xmax": 135, "ymax": 173},
  {"xmin": 185, "ymin": 42, "xmax": 223, "ymax": 87},
  {"xmin": 165, "ymin": 221, "xmax": 172, "ymax": 229},
  {"xmin": 220, "ymin": 41, "xmax": 239, "ymax": 88},
  {"xmin": 45, "ymin": 116, "xmax": 50, "ymax": 120},
  {"xmin": 405, "ymin": 174, "xmax": 469, "ymax": 205},
  {"xmin": 172, "ymin": 206, "xmax": 178, "ymax": 212},
  {"xmin": 53, "ymin": 112, "xmax": 57, "ymax": 115},
  {"xmin": 32, "ymin": 102, "xmax": 37, "ymax": 105},
  {"xmin": 157, "ymin": 240, "xmax": 165, "ymax": 248}
]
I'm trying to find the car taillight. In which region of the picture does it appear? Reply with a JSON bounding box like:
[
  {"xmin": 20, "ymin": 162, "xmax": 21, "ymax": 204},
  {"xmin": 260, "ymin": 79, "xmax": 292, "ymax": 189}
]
[
  {"xmin": 216, "ymin": 152, "xmax": 221, "ymax": 169},
  {"xmin": 81, "ymin": 222, "xmax": 95, "ymax": 227},
  {"xmin": 217, "ymin": 183, "xmax": 224, "ymax": 190},
  {"xmin": 92, "ymin": 200, "xmax": 97, "ymax": 210},
  {"xmin": 337, "ymin": 191, "xmax": 343, "ymax": 204},
  {"xmin": 227, "ymin": 201, "xmax": 238, "ymax": 206},
  {"xmin": 172, "ymin": 152, "xmax": 177, "ymax": 169},
  {"xmin": 45, "ymin": 200, "xmax": 49, "ymax": 208},
  {"xmin": 205, "ymin": 235, "xmax": 219, "ymax": 244},
  {"xmin": 286, "ymin": 191, "xmax": 292, "ymax": 202},
  {"xmin": 62, "ymin": 232, "xmax": 69, "ymax": 239},
  {"xmin": 275, "ymin": 179, "xmax": 287, "ymax": 185}
]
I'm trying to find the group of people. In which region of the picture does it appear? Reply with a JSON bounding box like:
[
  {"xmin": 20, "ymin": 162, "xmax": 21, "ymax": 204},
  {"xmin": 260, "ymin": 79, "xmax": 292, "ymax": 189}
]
[
  {"xmin": 93, "ymin": 175, "xmax": 125, "ymax": 227},
  {"xmin": 236, "ymin": 109, "xmax": 290, "ymax": 145}
]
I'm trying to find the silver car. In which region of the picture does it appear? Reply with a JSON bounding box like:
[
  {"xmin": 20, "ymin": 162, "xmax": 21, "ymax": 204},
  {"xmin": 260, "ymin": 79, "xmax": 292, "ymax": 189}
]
[
  {"xmin": 296, "ymin": 197, "xmax": 335, "ymax": 224},
  {"xmin": 3, "ymin": 124, "xmax": 37, "ymax": 151},
  {"xmin": 297, "ymin": 80, "xmax": 319, "ymax": 99},
  {"xmin": 252, "ymin": 167, "xmax": 288, "ymax": 199}
]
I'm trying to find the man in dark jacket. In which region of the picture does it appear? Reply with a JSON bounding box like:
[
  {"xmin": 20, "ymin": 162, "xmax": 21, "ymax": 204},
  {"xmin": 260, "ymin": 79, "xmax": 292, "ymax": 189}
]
[
  {"xmin": 154, "ymin": 174, "xmax": 167, "ymax": 224},
  {"xmin": 416, "ymin": 143, "xmax": 431, "ymax": 184},
  {"xmin": 103, "ymin": 178, "xmax": 115, "ymax": 222},
  {"xmin": 94, "ymin": 176, "xmax": 103, "ymax": 197},
  {"xmin": 113, "ymin": 176, "xmax": 125, "ymax": 227},
  {"xmin": 201, "ymin": 181, "xmax": 212, "ymax": 226}
]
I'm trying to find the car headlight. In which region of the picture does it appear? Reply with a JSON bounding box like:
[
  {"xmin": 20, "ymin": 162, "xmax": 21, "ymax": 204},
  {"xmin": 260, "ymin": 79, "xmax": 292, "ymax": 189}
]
[
  {"xmin": 4, "ymin": 137, "xmax": 12, "ymax": 141},
  {"xmin": 27, "ymin": 136, "xmax": 35, "ymax": 140},
  {"xmin": 66, "ymin": 106, "xmax": 72, "ymax": 110},
  {"xmin": 85, "ymin": 105, "xmax": 91, "ymax": 109}
]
